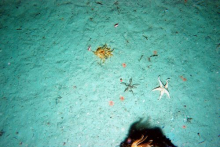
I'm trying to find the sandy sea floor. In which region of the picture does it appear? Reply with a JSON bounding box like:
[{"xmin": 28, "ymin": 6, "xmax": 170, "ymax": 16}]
[{"xmin": 0, "ymin": 0, "xmax": 219, "ymax": 147}]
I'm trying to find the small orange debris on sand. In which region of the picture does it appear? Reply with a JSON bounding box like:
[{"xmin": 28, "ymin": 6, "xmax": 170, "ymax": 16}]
[
  {"xmin": 109, "ymin": 101, "xmax": 114, "ymax": 106},
  {"xmin": 122, "ymin": 63, "xmax": 126, "ymax": 68},
  {"xmin": 182, "ymin": 125, "xmax": 186, "ymax": 129},
  {"xmin": 180, "ymin": 76, "xmax": 187, "ymax": 81},
  {"xmin": 120, "ymin": 96, "xmax": 125, "ymax": 101},
  {"xmin": 153, "ymin": 50, "xmax": 158, "ymax": 55}
]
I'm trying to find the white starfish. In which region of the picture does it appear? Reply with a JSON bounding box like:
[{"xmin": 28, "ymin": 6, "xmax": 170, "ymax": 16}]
[{"xmin": 152, "ymin": 76, "xmax": 170, "ymax": 100}]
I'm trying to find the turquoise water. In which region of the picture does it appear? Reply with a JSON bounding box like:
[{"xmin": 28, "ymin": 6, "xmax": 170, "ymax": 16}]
[{"xmin": 0, "ymin": 0, "xmax": 219, "ymax": 146}]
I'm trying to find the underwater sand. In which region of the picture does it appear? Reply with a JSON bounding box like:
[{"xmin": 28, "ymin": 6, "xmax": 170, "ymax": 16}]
[{"xmin": 0, "ymin": 0, "xmax": 219, "ymax": 146}]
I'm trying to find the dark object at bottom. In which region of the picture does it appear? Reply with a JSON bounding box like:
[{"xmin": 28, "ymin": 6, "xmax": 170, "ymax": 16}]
[
  {"xmin": 0, "ymin": 129, "xmax": 5, "ymax": 137},
  {"xmin": 120, "ymin": 119, "xmax": 177, "ymax": 147}
]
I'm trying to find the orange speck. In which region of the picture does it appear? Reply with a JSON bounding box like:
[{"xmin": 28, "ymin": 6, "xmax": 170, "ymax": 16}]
[
  {"xmin": 182, "ymin": 125, "xmax": 186, "ymax": 129},
  {"xmin": 120, "ymin": 96, "xmax": 125, "ymax": 101},
  {"xmin": 153, "ymin": 50, "xmax": 158, "ymax": 55},
  {"xmin": 109, "ymin": 101, "xmax": 114, "ymax": 106},
  {"xmin": 180, "ymin": 76, "xmax": 187, "ymax": 81},
  {"xmin": 120, "ymin": 78, "xmax": 123, "ymax": 82},
  {"xmin": 122, "ymin": 63, "xmax": 126, "ymax": 68}
]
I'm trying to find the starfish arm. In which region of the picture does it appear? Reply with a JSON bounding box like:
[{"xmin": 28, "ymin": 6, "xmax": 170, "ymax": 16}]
[
  {"xmin": 152, "ymin": 87, "xmax": 162, "ymax": 91},
  {"xmin": 164, "ymin": 89, "xmax": 170, "ymax": 98},
  {"xmin": 121, "ymin": 82, "xmax": 129, "ymax": 86},
  {"xmin": 165, "ymin": 78, "xmax": 170, "ymax": 88},
  {"xmin": 158, "ymin": 76, "xmax": 163, "ymax": 87},
  {"xmin": 124, "ymin": 87, "xmax": 129, "ymax": 92},
  {"xmin": 159, "ymin": 90, "xmax": 165, "ymax": 100},
  {"xmin": 165, "ymin": 80, "xmax": 169, "ymax": 89},
  {"xmin": 165, "ymin": 83, "xmax": 168, "ymax": 89},
  {"xmin": 129, "ymin": 78, "xmax": 132, "ymax": 84},
  {"xmin": 132, "ymin": 85, "xmax": 139, "ymax": 88},
  {"xmin": 130, "ymin": 89, "xmax": 134, "ymax": 95}
]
